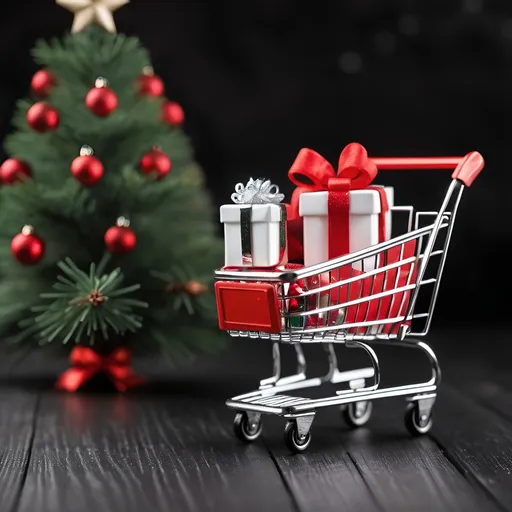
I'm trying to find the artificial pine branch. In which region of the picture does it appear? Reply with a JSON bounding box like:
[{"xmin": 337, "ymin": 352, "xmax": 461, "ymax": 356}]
[
  {"xmin": 31, "ymin": 257, "xmax": 147, "ymax": 346},
  {"xmin": 151, "ymin": 269, "xmax": 210, "ymax": 315}
]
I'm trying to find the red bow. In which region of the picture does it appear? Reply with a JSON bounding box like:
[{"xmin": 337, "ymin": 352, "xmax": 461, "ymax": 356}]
[
  {"xmin": 288, "ymin": 142, "xmax": 378, "ymax": 215},
  {"xmin": 56, "ymin": 346, "xmax": 145, "ymax": 392},
  {"xmin": 287, "ymin": 142, "xmax": 382, "ymax": 259}
]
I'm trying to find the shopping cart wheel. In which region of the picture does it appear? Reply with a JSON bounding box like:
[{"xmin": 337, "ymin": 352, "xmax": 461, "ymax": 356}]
[
  {"xmin": 343, "ymin": 401, "xmax": 373, "ymax": 428},
  {"xmin": 404, "ymin": 402, "xmax": 433, "ymax": 436},
  {"xmin": 284, "ymin": 420, "xmax": 312, "ymax": 453},
  {"xmin": 233, "ymin": 412, "xmax": 263, "ymax": 442}
]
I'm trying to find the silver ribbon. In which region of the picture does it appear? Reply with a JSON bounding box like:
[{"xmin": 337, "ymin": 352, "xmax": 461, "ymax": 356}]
[{"xmin": 231, "ymin": 178, "xmax": 285, "ymax": 204}]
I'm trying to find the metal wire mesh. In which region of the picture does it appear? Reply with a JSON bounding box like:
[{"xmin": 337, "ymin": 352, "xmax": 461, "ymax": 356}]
[{"xmin": 217, "ymin": 180, "xmax": 464, "ymax": 343}]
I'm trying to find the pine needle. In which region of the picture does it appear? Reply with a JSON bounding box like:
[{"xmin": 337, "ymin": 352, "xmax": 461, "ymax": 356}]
[{"xmin": 30, "ymin": 258, "xmax": 147, "ymax": 346}]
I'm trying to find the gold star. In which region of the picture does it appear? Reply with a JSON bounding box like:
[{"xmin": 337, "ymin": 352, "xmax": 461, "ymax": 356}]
[{"xmin": 56, "ymin": 0, "xmax": 129, "ymax": 33}]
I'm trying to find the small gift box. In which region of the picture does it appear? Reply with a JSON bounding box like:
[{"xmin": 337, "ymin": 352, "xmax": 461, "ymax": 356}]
[
  {"xmin": 285, "ymin": 281, "xmax": 307, "ymax": 328},
  {"xmin": 220, "ymin": 179, "xmax": 288, "ymax": 268},
  {"xmin": 288, "ymin": 143, "xmax": 392, "ymax": 270}
]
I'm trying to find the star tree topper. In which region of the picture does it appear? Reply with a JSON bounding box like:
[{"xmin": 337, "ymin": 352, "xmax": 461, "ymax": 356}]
[{"xmin": 56, "ymin": 0, "xmax": 129, "ymax": 33}]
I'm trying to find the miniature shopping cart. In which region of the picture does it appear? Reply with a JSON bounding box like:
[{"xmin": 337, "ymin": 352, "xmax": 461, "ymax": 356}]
[{"xmin": 214, "ymin": 151, "xmax": 484, "ymax": 453}]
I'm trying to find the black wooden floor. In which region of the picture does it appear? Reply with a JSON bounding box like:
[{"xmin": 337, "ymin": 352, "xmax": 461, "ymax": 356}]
[{"xmin": 0, "ymin": 326, "xmax": 510, "ymax": 512}]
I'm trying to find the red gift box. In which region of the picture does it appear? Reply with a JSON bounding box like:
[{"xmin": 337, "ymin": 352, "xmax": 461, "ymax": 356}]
[{"xmin": 287, "ymin": 239, "xmax": 417, "ymax": 334}]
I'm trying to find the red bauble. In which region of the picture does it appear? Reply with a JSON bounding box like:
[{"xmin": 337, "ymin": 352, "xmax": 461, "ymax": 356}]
[
  {"xmin": 140, "ymin": 147, "xmax": 171, "ymax": 179},
  {"xmin": 105, "ymin": 218, "xmax": 136, "ymax": 254},
  {"xmin": 71, "ymin": 147, "xmax": 104, "ymax": 186},
  {"xmin": 11, "ymin": 226, "xmax": 45, "ymax": 265},
  {"xmin": 0, "ymin": 158, "xmax": 31, "ymax": 184},
  {"xmin": 31, "ymin": 69, "xmax": 56, "ymax": 98},
  {"xmin": 26, "ymin": 102, "xmax": 59, "ymax": 132},
  {"xmin": 161, "ymin": 101, "xmax": 184, "ymax": 126},
  {"xmin": 138, "ymin": 74, "xmax": 164, "ymax": 97},
  {"xmin": 86, "ymin": 78, "xmax": 118, "ymax": 117}
]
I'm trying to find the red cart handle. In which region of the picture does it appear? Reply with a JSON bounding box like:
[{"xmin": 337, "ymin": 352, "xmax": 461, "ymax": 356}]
[{"xmin": 370, "ymin": 151, "xmax": 484, "ymax": 187}]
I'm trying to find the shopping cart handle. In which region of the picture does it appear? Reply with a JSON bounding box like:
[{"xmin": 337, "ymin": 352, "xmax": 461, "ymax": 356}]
[
  {"xmin": 371, "ymin": 151, "xmax": 485, "ymax": 187},
  {"xmin": 450, "ymin": 151, "xmax": 485, "ymax": 187}
]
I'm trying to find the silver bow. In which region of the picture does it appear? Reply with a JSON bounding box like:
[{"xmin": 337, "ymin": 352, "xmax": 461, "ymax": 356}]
[{"xmin": 231, "ymin": 178, "xmax": 285, "ymax": 204}]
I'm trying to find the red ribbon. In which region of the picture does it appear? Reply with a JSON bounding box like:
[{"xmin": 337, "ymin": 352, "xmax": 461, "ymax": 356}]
[
  {"xmin": 288, "ymin": 142, "xmax": 386, "ymax": 259},
  {"xmin": 286, "ymin": 217, "xmax": 304, "ymax": 262},
  {"xmin": 55, "ymin": 346, "xmax": 145, "ymax": 392}
]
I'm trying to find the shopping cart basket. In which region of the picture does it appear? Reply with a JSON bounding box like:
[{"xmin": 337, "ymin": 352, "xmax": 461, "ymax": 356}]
[{"xmin": 214, "ymin": 151, "xmax": 484, "ymax": 453}]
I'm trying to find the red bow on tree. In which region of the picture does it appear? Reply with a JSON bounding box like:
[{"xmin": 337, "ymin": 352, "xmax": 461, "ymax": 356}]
[
  {"xmin": 287, "ymin": 142, "xmax": 387, "ymax": 259},
  {"xmin": 56, "ymin": 346, "xmax": 145, "ymax": 392}
]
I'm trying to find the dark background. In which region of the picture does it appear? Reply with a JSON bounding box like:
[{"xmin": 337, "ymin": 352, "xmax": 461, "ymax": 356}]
[{"xmin": 0, "ymin": 0, "xmax": 508, "ymax": 326}]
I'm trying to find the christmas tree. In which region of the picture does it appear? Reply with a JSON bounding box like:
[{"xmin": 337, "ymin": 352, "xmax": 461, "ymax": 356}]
[{"xmin": 0, "ymin": 0, "xmax": 226, "ymax": 383}]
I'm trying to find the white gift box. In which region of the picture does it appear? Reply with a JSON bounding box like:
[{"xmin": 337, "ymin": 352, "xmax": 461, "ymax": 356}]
[
  {"xmin": 299, "ymin": 186, "xmax": 393, "ymax": 270},
  {"xmin": 384, "ymin": 186, "xmax": 394, "ymax": 240},
  {"xmin": 220, "ymin": 203, "xmax": 287, "ymax": 268}
]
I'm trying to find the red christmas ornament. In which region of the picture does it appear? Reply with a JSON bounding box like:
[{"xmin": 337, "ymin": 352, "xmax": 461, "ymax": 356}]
[
  {"xmin": 26, "ymin": 102, "xmax": 59, "ymax": 132},
  {"xmin": 105, "ymin": 217, "xmax": 136, "ymax": 254},
  {"xmin": 85, "ymin": 77, "xmax": 118, "ymax": 117},
  {"xmin": 71, "ymin": 145, "xmax": 104, "ymax": 186},
  {"xmin": 31, "ymin": 69, "xmax": 56, "ymax": 98},
  {"xmin": 138, "ymin": 66, "xmax": 164, "ymax": 97},
  {"xmin": 140, "ymin": 146, "xmax": 171, "ymax": 179},
  {"xmin": 11, "ymin": 225, "xmax": 45, "ymax": 265},
  {"xmin": 0, "ymin": 158, "xmax": 31, "ymax": 184},
  {"xmin": 161, "ymin": 101, "xmax": 184, "ymax": 126}
]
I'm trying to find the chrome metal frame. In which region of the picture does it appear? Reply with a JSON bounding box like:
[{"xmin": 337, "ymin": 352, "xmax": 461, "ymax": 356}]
[
  {"xmin": 216, "ymin": 179, "xmax": 464, "ymax": 446},
  {"xmin": 226, "ymin": 339, "xmax": 440, "ymax": 416}
]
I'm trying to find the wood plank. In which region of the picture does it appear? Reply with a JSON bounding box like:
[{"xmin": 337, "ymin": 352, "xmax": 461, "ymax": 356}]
[
  {"xmin": 362, "ymin": 328, "xmax": 512, "ymax": 511},
  {"xmin": 7, "ymin": 332, "xmax": 512, "ymax": 512},
  {"xmin": 220, "ymin": 337, "xmax": 506, "ymax": 512},
  {"xmin": 16, "ymin": 391, "xmax": 297, "ymax": 512},
  {"xmin": 267, "ymin": 425, "xmax": 382, "ymax": 512},
  {"xmin": 436, "ymin": 328, "xmax": 512, "ymax": 425},
  {"xmin": 258, "ymin": 336, "xmax": 503, "ymax": 512},
  {"xmin": 341, "ymin": 402, "xmax": 501, "ymax": 512},
  {"xmin": 430, "ymin": 385, "xmax": 512, "ymax": 511},
  {"xmin": 0, "ymin": 389, "xmax": 39, "ymax": 512},
  {"xmin": 445, "ymin": 357, "xmax": 512, "ymax": 425},
  {"xmin": 425, "ymin": 328, "xmax": 512, "ymax": 509},
  {"xmin": 266, "ymin": 397, "xmax": 499, "ymax": 512}
]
